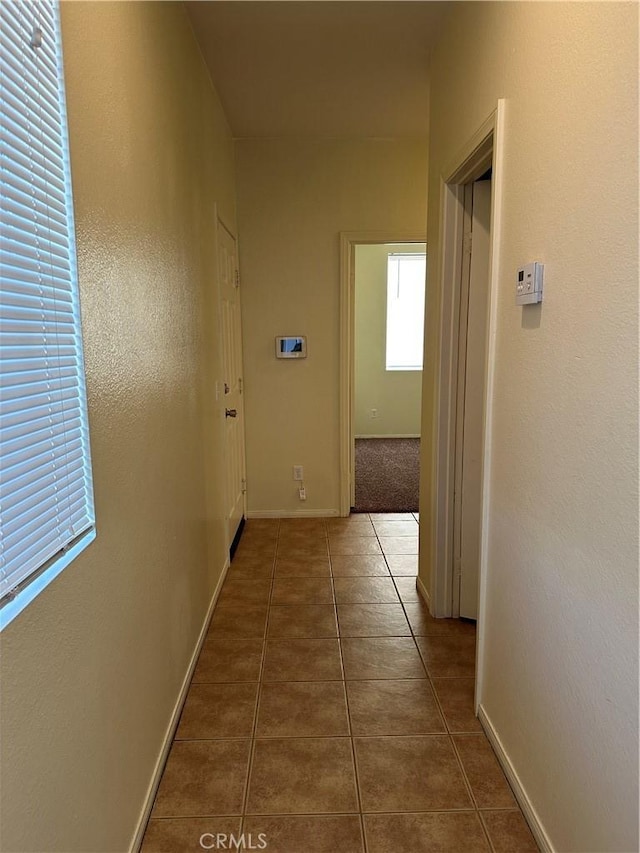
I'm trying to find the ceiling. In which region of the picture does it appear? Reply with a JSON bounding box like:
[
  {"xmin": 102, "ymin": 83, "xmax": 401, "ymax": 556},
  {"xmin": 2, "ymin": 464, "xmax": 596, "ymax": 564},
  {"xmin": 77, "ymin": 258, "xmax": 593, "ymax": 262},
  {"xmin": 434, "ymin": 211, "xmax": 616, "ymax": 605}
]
[{"xmin": 185, "ymin": 1, "xmax": 449, "ymax": 139}]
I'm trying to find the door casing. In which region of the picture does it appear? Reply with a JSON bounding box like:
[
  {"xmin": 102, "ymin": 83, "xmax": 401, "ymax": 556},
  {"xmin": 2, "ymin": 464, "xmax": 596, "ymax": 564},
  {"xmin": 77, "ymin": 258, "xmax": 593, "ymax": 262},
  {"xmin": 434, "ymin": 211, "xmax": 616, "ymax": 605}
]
[
  {"xmin": 429, "ymin": 101, "xmax": 505, "ymax": 712},
  {"xmin": 216, "ymin": 213, "xmax": 247, "ymax": 549},
  {"xmin": 339, "ymin": 230, "xmax": 427, "ymax": 516}
]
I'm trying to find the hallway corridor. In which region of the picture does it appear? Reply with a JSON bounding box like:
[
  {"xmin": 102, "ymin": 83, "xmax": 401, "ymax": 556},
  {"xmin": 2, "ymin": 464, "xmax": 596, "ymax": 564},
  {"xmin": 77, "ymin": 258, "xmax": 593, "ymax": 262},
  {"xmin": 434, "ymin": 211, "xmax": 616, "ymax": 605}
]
[{"xmin": 142, "ymin": 515, "xmax": 537, "ymax": 852}]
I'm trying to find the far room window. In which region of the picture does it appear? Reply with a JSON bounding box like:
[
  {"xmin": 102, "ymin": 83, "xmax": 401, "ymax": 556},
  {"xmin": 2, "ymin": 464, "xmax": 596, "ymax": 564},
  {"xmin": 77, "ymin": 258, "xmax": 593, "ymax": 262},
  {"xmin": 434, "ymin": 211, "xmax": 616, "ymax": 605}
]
[
  {"xmin": 1, "ymin": 0, "xmax": 95, "ymax": 628},
  {"xmin": 385, "ymin": 252, "xmax": 426, "ymax": 371}
]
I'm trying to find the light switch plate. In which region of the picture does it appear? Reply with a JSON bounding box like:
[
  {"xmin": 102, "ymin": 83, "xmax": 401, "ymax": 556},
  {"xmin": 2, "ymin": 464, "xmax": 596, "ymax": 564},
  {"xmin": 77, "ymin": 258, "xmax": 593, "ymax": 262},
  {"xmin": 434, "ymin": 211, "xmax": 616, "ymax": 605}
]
[{"xmin": 516, "ymin": 262, "xmax": 544, "ymax": 305}]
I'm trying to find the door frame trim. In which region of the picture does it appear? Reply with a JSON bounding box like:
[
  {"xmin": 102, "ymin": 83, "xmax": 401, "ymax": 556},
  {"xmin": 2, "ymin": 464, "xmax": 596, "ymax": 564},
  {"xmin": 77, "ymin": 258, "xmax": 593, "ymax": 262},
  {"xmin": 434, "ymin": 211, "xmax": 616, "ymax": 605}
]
[
  {"xmin": 339, "ymin": 230, "xmax": 427, "ymax": 516},
  {"xmin": 214, "ymin": 208, "xmax": 248, "ymax": 546},
  {"xmin": 430, "ymin": 101, "xmax": 505, "ymax": 712}
]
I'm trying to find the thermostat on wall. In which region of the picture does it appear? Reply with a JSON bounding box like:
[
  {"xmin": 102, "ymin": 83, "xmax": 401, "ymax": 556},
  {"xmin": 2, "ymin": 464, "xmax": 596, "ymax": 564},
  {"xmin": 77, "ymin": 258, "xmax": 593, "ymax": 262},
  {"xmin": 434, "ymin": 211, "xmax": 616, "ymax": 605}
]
[
  {"xmin": 275, "ymin": 336, "xmax": 307, "ymax": 358},
  {"xmin": 516, "ymin": 262, "xmax": 544, "ymax": 305}
]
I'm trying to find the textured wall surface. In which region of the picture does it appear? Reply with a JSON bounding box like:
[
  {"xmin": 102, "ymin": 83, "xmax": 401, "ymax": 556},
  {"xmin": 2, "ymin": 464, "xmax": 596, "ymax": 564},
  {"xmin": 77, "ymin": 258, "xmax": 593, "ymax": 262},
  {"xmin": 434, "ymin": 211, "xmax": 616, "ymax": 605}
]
[
  {"xmin": 236, "ymin": 139, "xmax": 427, "ymax": 514},
  {"xmin": 0, "ymin": 3, "xmax": 236, "ymax": 850},
  {"xmin": 355, "ymin": 243, "xmax": 424, "ymax": 437},
  {"xmin": 420, "ymin": 3, "xmax": 638, "ymax": 851}
]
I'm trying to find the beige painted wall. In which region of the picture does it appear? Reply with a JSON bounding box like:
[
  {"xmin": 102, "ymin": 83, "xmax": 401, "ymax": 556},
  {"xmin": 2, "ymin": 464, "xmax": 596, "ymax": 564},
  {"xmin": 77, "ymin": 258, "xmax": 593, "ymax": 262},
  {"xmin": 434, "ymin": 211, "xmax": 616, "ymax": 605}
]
[
  {"xmin": 354, "ymin": 243, "xmax": 424, "ymax": 436},
  {"xmin": 236, "ymin": 140, "xmax": 428, "ymax": 514},
  {"xmin": 420, "ymin": 3, "xmax": 638, "ymax": 851},
  {"xmin": 0, "ymin": 3, "xmax": 236, "ymax": 851}
]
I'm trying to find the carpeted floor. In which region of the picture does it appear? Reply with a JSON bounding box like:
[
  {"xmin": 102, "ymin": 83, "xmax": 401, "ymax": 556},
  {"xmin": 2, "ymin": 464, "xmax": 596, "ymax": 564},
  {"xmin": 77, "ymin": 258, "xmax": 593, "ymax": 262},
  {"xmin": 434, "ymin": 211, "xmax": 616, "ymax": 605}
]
[{"xmin": 354, "ymin": 437, "xmax": 420, "ymax": 513}]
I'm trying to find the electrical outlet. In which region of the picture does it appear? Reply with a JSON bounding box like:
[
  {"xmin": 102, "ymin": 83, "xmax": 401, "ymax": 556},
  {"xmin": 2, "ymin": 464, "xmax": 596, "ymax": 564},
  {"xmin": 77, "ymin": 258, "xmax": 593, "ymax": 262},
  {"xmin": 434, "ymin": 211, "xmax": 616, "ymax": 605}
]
[
  {"xmin": 370, "ymin": 408, "xmax": 378, "ymax": 419},
  {"xmin": 299, "ymin": 486, "xmax": 307, "ymax": 501},
  {"xmin": 293, "ymin": 465, "xmax": 304, "ymax": 481}
]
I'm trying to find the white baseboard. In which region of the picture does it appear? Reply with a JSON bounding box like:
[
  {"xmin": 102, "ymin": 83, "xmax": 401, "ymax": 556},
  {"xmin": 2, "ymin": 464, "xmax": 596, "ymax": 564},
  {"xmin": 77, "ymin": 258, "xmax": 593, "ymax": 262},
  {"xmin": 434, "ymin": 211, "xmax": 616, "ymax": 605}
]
[
  {"xmin": 355, "ymin": 434, "xmax": 421, "ymax": 439},
  {"xmin": 477, "ymin": 704, "xmax": 553, "ymax": 853},
  {"xmin": 246, "ymin": 509, "xmax": 340, "ymax": 519},
  {"xmin": 128, "ymin": 556, "xmax": 231, "ymax": 853},
  {"xmin": 416, "ymin": 574, "xmax": 430, "ymax": 608}
]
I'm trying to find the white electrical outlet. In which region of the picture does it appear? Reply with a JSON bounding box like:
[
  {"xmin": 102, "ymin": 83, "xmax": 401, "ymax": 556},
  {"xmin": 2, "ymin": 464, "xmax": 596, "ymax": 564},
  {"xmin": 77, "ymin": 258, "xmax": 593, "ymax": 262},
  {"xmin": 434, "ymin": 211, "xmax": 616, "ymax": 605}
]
[
  {"xmin": 299, "ymin": 486, "xmax": 307, "ymax": 501},
  {"xmin": 293, "ymin": 465, "xmax": 304, "ymax": 481},
  {"xmin": 371, "ymin": 408, "xmax": 378, "ymax": 419}
]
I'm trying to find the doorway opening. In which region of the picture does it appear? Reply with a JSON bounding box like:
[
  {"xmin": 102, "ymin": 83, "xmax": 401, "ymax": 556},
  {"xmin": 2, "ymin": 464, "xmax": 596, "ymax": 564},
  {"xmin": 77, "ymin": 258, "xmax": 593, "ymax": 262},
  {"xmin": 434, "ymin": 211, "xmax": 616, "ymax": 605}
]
[
  {"xmin": 339, "ymin": 231, "xmax": 427, "ymax": 517},
  {"xmin": 353, "ymin": 242, "xmax": 426, "ymax": 513},
  {"xmin": 429, "ymin": 102, "xmax": 505, "ymax": 711}
]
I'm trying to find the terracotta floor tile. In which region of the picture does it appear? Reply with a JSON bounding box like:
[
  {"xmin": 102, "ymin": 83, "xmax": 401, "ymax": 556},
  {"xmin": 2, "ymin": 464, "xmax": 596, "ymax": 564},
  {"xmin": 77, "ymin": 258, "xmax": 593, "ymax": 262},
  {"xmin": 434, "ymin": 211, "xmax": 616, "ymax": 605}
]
[
  {"xmin": 278, "ymin": 530, "xmax": 328, "ymax": 548},
  {"xmin": 208, "ymin": 605, "xmax": 268, "ymax": 640},
  {"xmin": 247, "ymin": 738, "xmax": 358, "ymax": 814},
  {"xmin": 242, "ymin": 815, "xmax": 364, "ymax": 853},
  {"xmin": 274, "ymin": 556, "xmax": 331, "ymax": 577},
  {"xmin": 152, "ymin": 740, "xmax": 250, "ymax": 817},
  {"xmin": 267, "ymin": 605, "xmax": 338, "ymax": 638},
  {"xmin": 480, "ymin": 810, "xmax": 539, "ymax": 851},
  {"xmin": 453, "ymin": 734, "xmax": 517, "ymax": 808},
  {"xmin": 192, "ymin": 639, "xmax": 264, "ymax": 683},
  {"xmin": 431, "ymin": 678, "xmax": 482, "ymax": 733},
  {"xmin": 372, "ymin": 521, "xmax": 419, "ymax": 537},
  {"xmin": 235, "ymin": 540, "xmax": 278, "ymax": 559},
  {"xmin": 329, "ymin": 527, "xmax": 377, "ymax": 539},
  {"xmin": 245, "ymin": 519, "xmax": 280, "ymax": 534},
  {"xmin": 369, "ymin": 513, "xmax": 415, "ymax": 522},
  {"xmin": 256, "ymin": 681, "xmax": 349, "ymax": 737},
  {"xmin": 263, "ymin": 638, "xmax": 343, "ymax": 681},
  {"xmin": 279, "ymin": 518, "xmax": 326, "ymax": 533},
  {"xmin": 329, "ymin": 536, "xmax": 383, "ymax": 556},
  {"xmin": 363, "ymin": 812, "xmax": 490, "ymax": 853},
  {"xmin": 330, "ymin": 555, "xmax": 389, "ymax": 577},
  {"xmin": 385, "ymin": 554, "xmax": 419, "ymax": 576},
  {"xmin": 393, "ymin": 577, "xmax": 421, "ymax": 603},
  {"xmin": 218, "ymin": 578, "xmax": 272, "ymax": 607},
  {"xmin": 405, "ymin": 604, "xmax": 476, "ymax": 637},
  {"xmin": 341, "ymin": 637, "xmax": 426, "ymax": 680},
  {"xmin": 176, "ymin": 683, "xmax": 258, "ymax": 739},
  {"xmin": 354, "ymin": 736, "xmax": 472, "ymax": 812},
  {"xmin": 229, "ymin": 552, "xmax": 276, "ymax": 570},
  {"xmin": 227, "ymin": 561, "xmax": 275, "ymax": 581},
  {"xmin": 416, "ymin": 635, "xmax": 476, "ymax": 677},
  {"xmin": 347, "ymin": 680, "xmax": 445, "ymax": 735},
  {"xmin": 326, "ymin": 517, "xmax": 375, "ymax": 535},
  {"xmin": 333, "ymin": 577, "xmax": 399, "ymax": 604},
  {"xmin": 378, "ymin": 536, "xmax": 418, "ymax": 555},
  {"xmin": 277, "ymin": 541, "xmax": 329, "ymax": 558},
  {"xmin": 141, "ymin": 817, "xmax": 241, "ymax": 852},
  {"xmin": 271, "ymin": 577, "xmax": 333, "ymax": 605},
  {"xmin": 337, "ymin": 604, "xmax": 410, "ymax": 637}
]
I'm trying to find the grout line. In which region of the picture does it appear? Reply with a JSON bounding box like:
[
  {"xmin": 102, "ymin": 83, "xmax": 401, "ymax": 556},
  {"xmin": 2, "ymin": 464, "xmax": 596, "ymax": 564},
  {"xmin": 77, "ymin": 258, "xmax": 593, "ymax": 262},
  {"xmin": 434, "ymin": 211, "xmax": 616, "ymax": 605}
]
[
  {"xmin": 331, "ymin": 522, "xmax": 368, "ymax": 853},
  {"xmin": 238, "ymin": 518, "xmax": 280, "ymax": 834}
]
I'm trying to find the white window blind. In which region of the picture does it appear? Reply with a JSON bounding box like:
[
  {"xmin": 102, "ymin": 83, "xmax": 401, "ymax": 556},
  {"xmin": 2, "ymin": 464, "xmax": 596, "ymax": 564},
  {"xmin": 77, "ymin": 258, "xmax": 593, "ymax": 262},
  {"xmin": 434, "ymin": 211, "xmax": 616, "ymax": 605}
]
[
  {"xmin": 385, "ymin": 253, "xmax": 426, "ymax": 371},
  {"xmin": 1, "ymin": 0, "xmax": 94, "ymax": 621}
]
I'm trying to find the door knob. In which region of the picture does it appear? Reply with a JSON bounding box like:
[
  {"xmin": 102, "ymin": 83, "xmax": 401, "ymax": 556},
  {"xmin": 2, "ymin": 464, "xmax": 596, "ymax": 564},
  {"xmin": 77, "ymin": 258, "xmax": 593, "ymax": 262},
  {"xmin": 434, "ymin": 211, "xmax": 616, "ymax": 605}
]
[{"xmin": 225, "ymin": 408, "xmax": 238, "ymax": 418}]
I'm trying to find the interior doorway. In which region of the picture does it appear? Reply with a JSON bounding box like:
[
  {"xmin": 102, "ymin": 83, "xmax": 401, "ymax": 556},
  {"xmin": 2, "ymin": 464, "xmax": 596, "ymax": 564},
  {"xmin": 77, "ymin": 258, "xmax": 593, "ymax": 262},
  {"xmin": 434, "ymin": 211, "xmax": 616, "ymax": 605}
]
[
  {"xmin": 429, "ymin": 102, "xmax": 505, "ymax": 711},
  {"xmin": 352, "ymin": 242, "xmax": 426, "ymax": 513},
  {"xmin": 453, "ymin": 176, "xmax": 492, "ymax": 620},
  {"xmin": 339, "ymin": 231, "xmax": 427, "ymax": 517},
  {"xmin": 216, "ymin": 216, "xmax": 247, "ymax": 550}
]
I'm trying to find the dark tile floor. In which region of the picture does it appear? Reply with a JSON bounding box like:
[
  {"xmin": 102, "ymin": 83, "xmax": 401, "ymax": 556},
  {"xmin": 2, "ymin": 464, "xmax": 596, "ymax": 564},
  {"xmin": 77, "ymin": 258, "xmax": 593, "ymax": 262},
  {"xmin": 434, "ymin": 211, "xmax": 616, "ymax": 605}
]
[{"xmin": 142, "ymin": 514, "xmax": 538, "ymax": 852}]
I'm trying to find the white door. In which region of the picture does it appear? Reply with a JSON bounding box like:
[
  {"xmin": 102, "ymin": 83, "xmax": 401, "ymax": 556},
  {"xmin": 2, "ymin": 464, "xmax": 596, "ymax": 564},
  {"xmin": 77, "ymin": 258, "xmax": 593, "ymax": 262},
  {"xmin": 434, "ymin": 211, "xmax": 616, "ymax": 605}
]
[
  {"xmin": 217, "ymin": 219, "xmax": 246, "ymax": 547},
  {"xmin": 456, "ymin": 179, "xmax": 492, "ymax": 619}
]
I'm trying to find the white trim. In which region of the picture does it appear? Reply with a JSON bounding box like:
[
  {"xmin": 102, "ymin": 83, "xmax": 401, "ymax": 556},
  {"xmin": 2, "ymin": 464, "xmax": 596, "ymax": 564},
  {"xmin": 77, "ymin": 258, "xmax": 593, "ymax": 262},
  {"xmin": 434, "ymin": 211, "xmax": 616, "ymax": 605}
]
[
  {"xmin": 475, "ymin": 100, "xmax": 506, "ymax": 712},
  {"xmin": 128, "ymin": 556, "xmax": 231, "ymax": 853},
  {"xmin": 478, "ymin": 704, "xmax": 554, "ymax": 853},
  {"xmin": 428, "ymin": 101, "xmax": 506, "ymax": 716},
  {"xmin": 355, "ymin": 434, "xmax": 421, "ymax": 440},
  {"xmin": 416, "ymin": 574, "xmax": 430, "ymax": 608},
  {"xmin": 339, "ymin": 230, "xmax": 427, "ymax": 517},
  {"xmin": 246, "ymin": 509, "xmax": 340, "ymax": 519}
]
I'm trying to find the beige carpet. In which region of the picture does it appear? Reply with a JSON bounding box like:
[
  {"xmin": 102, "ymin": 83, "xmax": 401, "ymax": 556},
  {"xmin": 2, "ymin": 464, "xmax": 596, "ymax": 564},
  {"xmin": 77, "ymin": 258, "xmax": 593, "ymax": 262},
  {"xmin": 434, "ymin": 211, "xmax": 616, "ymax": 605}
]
[{"xmin": 354, "ymin": 437, "xmax": 420, "ymax": 512}]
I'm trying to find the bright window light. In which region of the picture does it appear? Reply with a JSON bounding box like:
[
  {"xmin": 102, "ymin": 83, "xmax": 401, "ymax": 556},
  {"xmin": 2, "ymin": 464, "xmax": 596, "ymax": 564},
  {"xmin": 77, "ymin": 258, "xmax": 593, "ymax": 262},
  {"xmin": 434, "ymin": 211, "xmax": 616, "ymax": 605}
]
[
  {"xmin": 385, "ymin": 253, "xmax": 426, "ymax": 371},
  {"xmin": 1, "ymin": 0, "xmax": 95, "ymax": 629}
]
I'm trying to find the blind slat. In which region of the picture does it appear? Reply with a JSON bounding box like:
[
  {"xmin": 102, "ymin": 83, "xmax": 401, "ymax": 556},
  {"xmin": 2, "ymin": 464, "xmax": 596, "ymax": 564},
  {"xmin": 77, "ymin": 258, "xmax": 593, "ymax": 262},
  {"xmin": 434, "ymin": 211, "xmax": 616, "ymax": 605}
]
[{"xmin": 0, "ymin": 0, "xmax": 95, "ymax": 606}]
